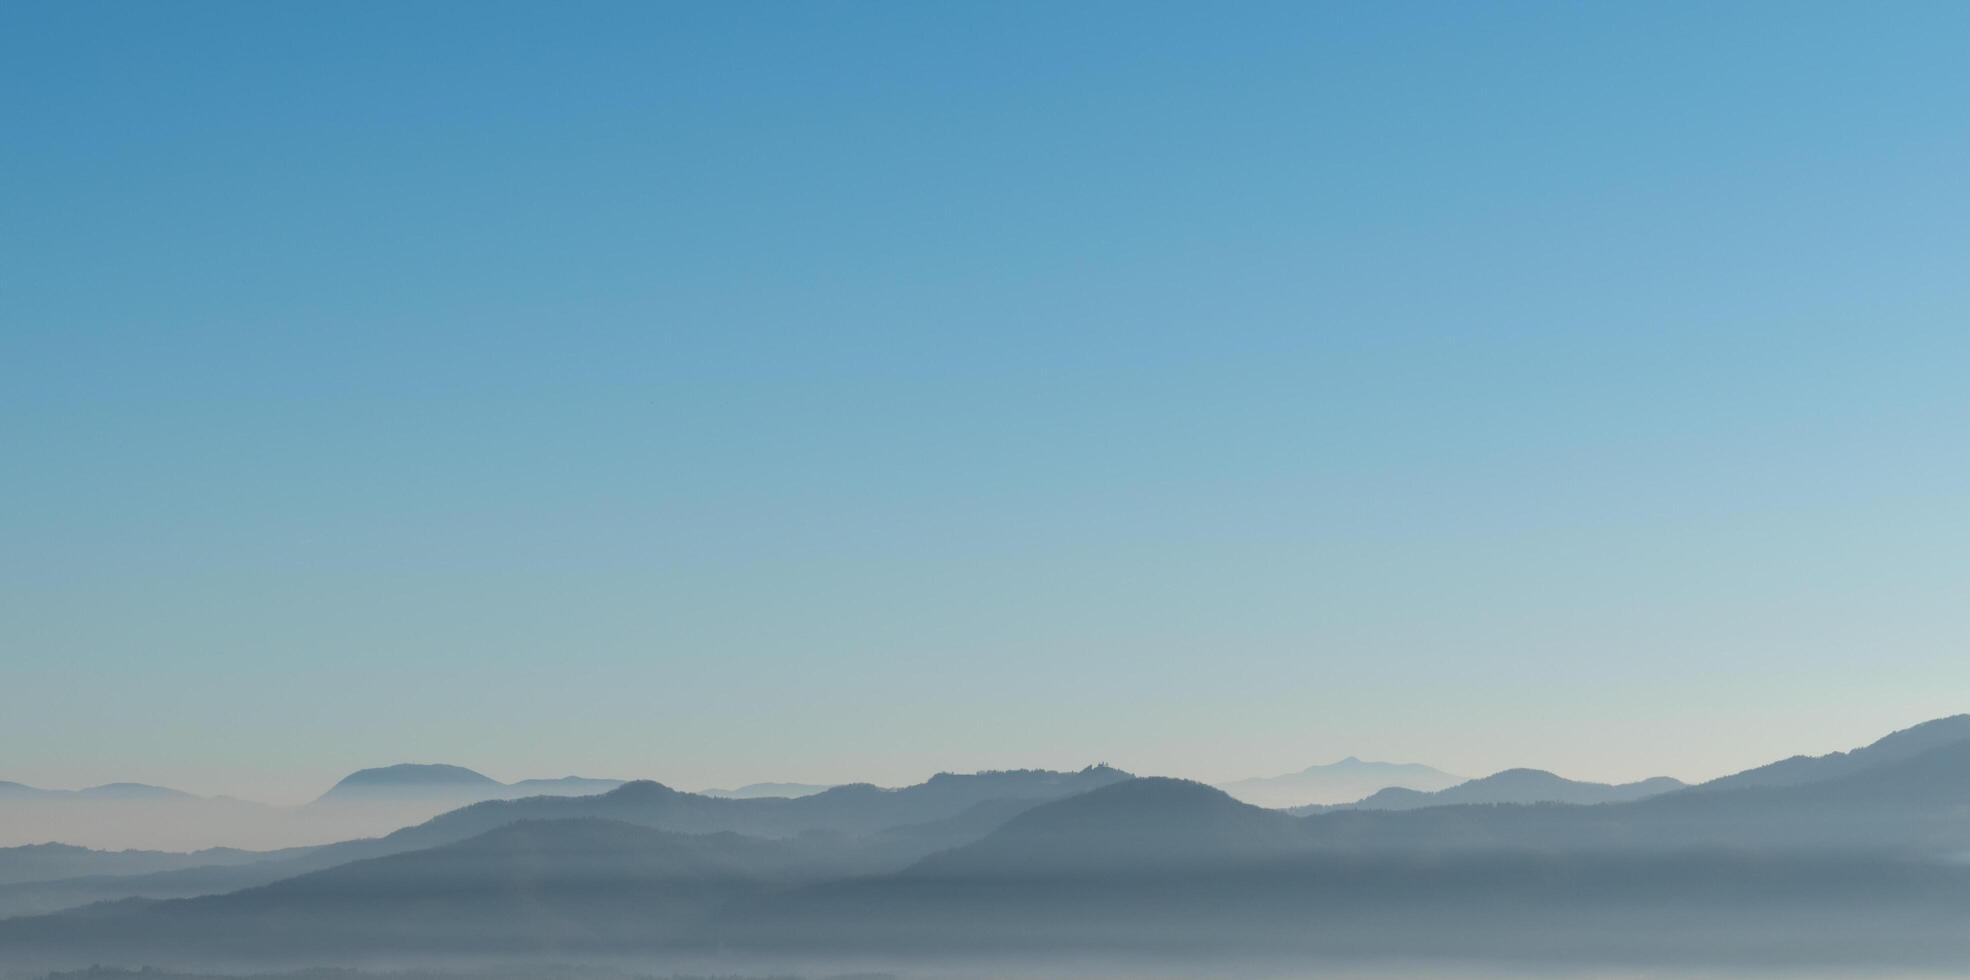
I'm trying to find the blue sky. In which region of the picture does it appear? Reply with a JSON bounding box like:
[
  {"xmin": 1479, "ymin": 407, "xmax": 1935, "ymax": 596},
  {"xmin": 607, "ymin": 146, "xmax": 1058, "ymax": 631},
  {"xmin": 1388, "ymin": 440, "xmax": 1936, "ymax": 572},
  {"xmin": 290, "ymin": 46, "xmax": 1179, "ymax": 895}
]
[{"xmin": 5, "ymin": 2, "xmax": 1968, "ymax": 802}]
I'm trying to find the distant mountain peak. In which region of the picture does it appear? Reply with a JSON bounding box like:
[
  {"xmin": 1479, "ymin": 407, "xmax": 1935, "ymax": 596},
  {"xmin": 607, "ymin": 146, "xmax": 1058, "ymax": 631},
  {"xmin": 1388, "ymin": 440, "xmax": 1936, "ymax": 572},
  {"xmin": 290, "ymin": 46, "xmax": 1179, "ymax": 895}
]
[
  {"xmin": 1334, "ymin": 767, "xmax": 1687, "ymax": 812},
  {"xmin": 333, "ymin": 763, "xmax": 498, "ymax": 786},
  {"xmin": 1220, "ymin": 757, "xmax": 1465, "ymax": 808},
  {"xmin": 600, "ymin": 779, "xmax": 682, "ymax": 802},
  {"xmin": 315, "ymin": 764, "xmax": 502, "ymax": 803}
]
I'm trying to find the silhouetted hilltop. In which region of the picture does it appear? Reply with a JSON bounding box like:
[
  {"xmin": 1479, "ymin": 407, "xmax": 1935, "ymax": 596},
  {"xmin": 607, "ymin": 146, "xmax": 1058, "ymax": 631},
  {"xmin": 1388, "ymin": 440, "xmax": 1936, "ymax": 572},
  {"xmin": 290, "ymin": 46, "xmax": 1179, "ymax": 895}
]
[
  {"xmin": 313, "ymin": 764, "xmax": 503, "ymax": 802},
  {"xmin": 912, "ymin": 778, "xmax": 1301, "ymax": 874}
]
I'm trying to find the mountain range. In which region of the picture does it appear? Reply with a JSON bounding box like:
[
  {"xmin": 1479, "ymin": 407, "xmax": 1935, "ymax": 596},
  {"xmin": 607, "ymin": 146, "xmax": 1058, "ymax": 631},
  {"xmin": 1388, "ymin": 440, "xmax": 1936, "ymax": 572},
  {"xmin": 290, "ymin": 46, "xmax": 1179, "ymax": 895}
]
[
  {"xmin": 0, "ymin": 765, "xmax": 1132, "ymax": 918},
  {"xmin": 0, "ymin": 765, "xmax": 847, "ymax": 853},
  {"xmin": 6, "ymin": 717, "xmax": 1970, "ymax": 971}
]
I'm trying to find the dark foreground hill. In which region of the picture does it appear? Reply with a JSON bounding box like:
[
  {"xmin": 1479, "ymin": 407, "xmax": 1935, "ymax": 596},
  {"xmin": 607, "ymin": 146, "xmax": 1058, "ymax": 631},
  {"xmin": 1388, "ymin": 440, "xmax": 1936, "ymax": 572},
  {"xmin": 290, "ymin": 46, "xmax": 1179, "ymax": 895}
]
[
  {"xmin": 391, "ymin": 764, "xmax": 1135, "ymax": 847},
  {"xmin": 908, "ymin": 778, "xmax": 1301, "ymax": 874},
  {"xmin": 13, "ymin": 754, "xmax": 1970, "ymax": 968}
]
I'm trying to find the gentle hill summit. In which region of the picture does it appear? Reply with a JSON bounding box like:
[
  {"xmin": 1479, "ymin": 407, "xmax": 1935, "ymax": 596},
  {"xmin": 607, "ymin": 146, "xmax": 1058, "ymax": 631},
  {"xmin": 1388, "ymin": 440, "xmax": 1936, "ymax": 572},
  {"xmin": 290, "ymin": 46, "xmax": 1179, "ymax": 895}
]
[
  {"xmin": 1217, "ymin": 757, "xmax": 1464, "ymax": 809},
  {"xmin": 1331, "ymin": 769, "xmax": 1685, "ymax": 812},
  {"xmin": 914, "ymin": 777, "xmax": 1302, "ymax": 874},
  {"xmin": 396, "ymin": 764, "xmax": 1134, "ymax": 848},
  {"xmin": 314, "ymin": 764, "xmax": 502, "ymax": 802}
]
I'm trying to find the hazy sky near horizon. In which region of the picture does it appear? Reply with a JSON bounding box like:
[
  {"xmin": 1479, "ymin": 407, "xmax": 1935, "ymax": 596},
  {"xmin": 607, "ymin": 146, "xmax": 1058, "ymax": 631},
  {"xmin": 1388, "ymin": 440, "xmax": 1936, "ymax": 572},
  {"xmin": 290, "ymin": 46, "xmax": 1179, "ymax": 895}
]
[{"xmin": 5, "ymin": 2, "xmax": 1969, "ymax": 804}]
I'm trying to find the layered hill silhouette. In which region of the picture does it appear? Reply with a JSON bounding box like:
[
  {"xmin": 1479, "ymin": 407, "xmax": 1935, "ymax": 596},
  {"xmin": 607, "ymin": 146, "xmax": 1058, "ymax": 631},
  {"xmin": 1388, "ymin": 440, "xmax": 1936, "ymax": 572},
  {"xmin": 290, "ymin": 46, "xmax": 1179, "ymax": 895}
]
[
  {"xmin": 311, "ymin": 763, "xmax": 502, "ymax": 802},
  {"xmin": 9, "ymin": 719, "xmax": 1970, "ymax": 968},
  {"xmin": 0, "ymin": 765, "xmax": 1133, "ymax": 918},
  {"xmin": 911, "ymin": 778, "xmax": 1301, "ymax": 875}
]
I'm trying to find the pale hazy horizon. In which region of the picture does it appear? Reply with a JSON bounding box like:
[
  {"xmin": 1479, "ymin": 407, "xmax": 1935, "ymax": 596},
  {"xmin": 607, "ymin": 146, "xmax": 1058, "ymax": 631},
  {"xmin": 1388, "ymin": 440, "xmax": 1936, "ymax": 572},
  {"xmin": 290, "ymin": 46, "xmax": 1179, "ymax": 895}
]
[{"xmin": 8, "ymin": 708, "xmax": 1962, "ymax": 807}]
